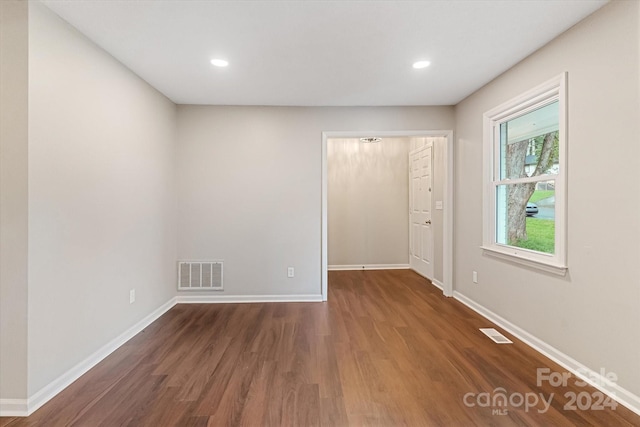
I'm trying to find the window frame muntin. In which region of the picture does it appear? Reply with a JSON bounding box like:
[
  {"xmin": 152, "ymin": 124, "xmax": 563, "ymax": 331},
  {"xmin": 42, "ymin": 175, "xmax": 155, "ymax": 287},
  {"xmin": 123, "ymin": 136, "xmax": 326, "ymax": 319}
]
[
  {"xmin": 482, "ymin": 73, "xmax": 568, "ymax": 275},
  {"xmin": 494, "ymin": 99, "xmax": 560, "ymax": 183}
]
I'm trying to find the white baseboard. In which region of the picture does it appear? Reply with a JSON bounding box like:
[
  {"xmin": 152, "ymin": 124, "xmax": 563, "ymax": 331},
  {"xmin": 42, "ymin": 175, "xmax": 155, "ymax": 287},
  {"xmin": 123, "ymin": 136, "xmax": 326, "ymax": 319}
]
[
  {"xmin": 176, "ymin": 294, "xmax": 323, "ymax": 303},
  {"xmin": 5, "ymin": 298, "xmax": 177, "ymax": 417},
  {"xmin": 431, "ymin": 279, "xmax": 444, "ymax": 290},
  {"xmin": 328, "ymin": 264, "xmax": 410, "ymax": 271},
  {"xmin": 0, "ymin": 399, "xmax": 29, "ymax": 417},
  {"xmin": 453, "ymin": 291, "xmax": 640, "ymax": 417}
]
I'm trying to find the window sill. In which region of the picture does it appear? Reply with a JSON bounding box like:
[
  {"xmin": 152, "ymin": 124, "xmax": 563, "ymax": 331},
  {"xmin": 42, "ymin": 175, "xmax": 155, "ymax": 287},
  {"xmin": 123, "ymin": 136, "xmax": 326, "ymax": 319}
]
[{"xmin": 481, "ymin": 245, "xmax": 567, "ymax": 276}]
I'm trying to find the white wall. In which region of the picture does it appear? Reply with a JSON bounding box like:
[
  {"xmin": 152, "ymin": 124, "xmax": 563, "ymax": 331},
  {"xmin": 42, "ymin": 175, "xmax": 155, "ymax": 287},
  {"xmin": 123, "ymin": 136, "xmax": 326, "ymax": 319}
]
[
  {"xmin": 27, "ymin": 2, "xmax": 177, "ymax": 395},
  {"xmin": 328, "ymin": 137, "xmax": 409, "ymax": 267},
  {"xmin": 454, "ymin": 0, "xmax": 640, "ymax": 397},
  {"xmin": 176, "ymin": 106, "xmax": 454, "ymax": 296},
  {"xmin": 0, "ymin": 0, "xmax": 29, "ymax": 400}
]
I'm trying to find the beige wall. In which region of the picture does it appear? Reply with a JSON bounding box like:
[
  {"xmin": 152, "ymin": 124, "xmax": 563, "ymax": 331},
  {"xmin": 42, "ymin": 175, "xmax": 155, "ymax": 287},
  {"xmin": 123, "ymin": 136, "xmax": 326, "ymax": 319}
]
[
  {"xmin": 454, "ymin": 0, "xmax": 640, "ymax": 396},
  {"xmin": 27, "ymin": 2, "xmax": 177, "ymax": 395},
  {"xmin": 328, "ymin": 137, "xmax": 409, "ymax": 267},
  {"xmin": 0, "ymin": 0, "xmax": 29, "ymax": 400},
  {"xmin": 176, "ymin": 106, "xmax": 454, "ymax": 296}
]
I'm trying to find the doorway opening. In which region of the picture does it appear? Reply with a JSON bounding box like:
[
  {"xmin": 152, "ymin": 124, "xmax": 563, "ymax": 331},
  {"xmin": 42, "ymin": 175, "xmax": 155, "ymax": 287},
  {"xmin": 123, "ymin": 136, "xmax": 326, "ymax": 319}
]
[{"xmin": 321, "ymin": 130, "xmax": 453, "ymax": 301}]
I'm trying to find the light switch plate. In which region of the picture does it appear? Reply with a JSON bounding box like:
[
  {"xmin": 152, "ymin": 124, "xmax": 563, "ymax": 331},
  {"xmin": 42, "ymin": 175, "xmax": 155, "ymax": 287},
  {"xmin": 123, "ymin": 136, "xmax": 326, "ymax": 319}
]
[{"xmin": 435, "ymin": 201, "xmax": 443, "ymax": 210}]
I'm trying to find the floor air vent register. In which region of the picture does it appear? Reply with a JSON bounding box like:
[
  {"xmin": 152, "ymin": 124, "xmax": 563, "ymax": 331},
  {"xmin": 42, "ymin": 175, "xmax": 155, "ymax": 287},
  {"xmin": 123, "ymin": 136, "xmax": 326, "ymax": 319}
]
[
  {"xmin": 480, "ymin": 328, "xmax": 513, "ymax": 344},
  {"xmin": 178, "ymin": 261, "xmax": 223, "ymax": 290}
]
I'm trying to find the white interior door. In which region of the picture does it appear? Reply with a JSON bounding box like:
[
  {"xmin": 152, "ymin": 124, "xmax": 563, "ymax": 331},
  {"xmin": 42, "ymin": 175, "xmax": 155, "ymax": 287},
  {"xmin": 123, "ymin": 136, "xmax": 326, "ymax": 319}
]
[{"xmin": 410, "ymin": 145, "xmax": 434, "ymax": 279}]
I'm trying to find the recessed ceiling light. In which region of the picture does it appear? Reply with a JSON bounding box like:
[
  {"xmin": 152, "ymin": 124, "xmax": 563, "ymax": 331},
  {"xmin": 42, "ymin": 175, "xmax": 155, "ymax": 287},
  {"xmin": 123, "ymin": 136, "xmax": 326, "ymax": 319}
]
[
  {"xmin": 412, "ymin": 60, "xmax": 431, "ymax": 69},
  {"xmin": 210, "ymin": 59, "xmax": 229, "ymax": 67}
]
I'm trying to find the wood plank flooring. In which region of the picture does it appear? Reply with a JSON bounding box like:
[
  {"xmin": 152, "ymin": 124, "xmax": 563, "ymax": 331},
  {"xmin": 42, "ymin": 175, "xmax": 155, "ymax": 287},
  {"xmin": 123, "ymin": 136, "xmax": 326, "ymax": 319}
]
[{"xmin": 2, "ymin": 270, "xmax": 639, "ymax": 426}]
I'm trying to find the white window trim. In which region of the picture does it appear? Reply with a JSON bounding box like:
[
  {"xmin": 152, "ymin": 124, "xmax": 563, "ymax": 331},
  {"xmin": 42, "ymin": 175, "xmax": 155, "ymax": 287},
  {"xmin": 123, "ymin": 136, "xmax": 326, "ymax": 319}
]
[{"xmin": 482, "ymin": 73, "xmax": 568, "ymax": 275}]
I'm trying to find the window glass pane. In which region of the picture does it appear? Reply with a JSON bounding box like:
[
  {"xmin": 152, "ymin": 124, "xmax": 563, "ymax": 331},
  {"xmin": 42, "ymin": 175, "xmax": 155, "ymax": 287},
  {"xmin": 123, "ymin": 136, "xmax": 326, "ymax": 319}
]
[
  {"xmin": 499, "ymin": 101, "xmax": 559, "ymax": 180},
  {"xmin": 496, "ymin": 181, "xmax": 555, "ymax": 254}
]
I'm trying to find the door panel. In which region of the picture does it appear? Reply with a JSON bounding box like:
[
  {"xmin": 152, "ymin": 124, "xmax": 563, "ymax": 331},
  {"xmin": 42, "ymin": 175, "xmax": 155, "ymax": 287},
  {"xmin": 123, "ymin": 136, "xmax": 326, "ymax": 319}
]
[
  {"xmin": 412, "ymin": 223, "xmax": 421, "ymax": 259},
  {"xmin": 409, "ymin": 145, "xmax": 434, "ymax": 279}
]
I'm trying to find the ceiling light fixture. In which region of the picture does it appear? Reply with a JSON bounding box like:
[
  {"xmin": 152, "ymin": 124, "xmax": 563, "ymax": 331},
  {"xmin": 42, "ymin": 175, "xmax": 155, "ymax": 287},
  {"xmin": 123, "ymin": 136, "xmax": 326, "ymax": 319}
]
[
  {"xmin": 210, "ymin": 59, "xmax": 229, "ymax": 67},
  {"xmin": 360, "ymin": 137, "xmax": 382, "ymax": 143},
  {"xmin": 412, "ymin": 60, "xmax": 431, "ymax": 69}
]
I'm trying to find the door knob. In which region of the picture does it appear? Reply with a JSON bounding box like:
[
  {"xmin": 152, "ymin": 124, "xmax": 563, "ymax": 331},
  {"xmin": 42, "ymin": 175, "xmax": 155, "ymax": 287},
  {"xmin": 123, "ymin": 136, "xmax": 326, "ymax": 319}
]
[{"xmin": 425, "ymin": 220, "xmax": 431, "ymax": 224}]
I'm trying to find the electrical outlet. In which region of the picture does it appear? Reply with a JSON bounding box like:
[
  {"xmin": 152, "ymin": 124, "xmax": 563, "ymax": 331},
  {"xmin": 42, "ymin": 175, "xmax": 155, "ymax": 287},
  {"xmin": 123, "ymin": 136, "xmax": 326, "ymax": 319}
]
[
  {"xmin": 472, "ymin": 271, "xmax": 478, "ymax": 284},
  {"xmin": 129, "ymin": 289, "xmax": 136, "ymax": 304},
  {"xmin": 287, "ymin": 267, "xmax": 294, "ymax": 278}
]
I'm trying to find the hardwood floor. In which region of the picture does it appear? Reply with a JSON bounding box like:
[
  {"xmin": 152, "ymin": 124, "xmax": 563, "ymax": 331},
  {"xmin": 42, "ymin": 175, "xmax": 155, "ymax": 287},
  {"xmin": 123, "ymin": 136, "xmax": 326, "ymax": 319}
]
[{"xmin": 2, "ymin": 270, "xmax": 639, "ymax": 426}]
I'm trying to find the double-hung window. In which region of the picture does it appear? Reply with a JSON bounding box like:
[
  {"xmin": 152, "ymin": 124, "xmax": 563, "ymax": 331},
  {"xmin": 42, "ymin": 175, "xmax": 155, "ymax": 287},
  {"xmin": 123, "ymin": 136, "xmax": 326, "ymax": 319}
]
[{"xmin": 482, "ymin": 73, "xmax": 567, "ymax": 274}]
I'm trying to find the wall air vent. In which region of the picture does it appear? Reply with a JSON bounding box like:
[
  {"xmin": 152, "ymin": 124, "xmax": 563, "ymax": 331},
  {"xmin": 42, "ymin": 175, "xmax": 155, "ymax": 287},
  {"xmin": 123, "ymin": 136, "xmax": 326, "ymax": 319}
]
[
  {"xmin": 479, "ymin": 328, "xmax": 513, "ymax": 344},
  {"xmin": 178, "ymin": 261, "xmax": 223, "ymax": 291}
]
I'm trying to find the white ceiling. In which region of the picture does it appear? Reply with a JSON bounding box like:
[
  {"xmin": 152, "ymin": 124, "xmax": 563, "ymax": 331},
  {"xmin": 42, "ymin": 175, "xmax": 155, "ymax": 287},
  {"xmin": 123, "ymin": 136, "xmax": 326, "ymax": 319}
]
[{"xmin": 41, "ymin": 0, "xmax": 608, "ymax": 107}]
